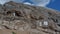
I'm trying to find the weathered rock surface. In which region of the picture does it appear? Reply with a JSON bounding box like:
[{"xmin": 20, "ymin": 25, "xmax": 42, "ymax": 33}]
[{"xmin": 0, "ymin": 1, "xmax": 60, "ymax": 34}]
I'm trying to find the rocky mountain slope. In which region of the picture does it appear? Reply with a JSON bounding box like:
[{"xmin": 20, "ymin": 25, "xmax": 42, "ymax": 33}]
[{"xmin": 0, "ymin": 1, "xmax": 60, "ymax": 34}]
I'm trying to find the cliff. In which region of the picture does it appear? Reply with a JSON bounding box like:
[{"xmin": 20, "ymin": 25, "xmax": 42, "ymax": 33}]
[{"xmin": 0, "ymin": 1, "xmax": 60, "ymax": 34}]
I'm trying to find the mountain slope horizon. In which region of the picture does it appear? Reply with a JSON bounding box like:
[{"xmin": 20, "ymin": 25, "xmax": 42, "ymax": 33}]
[{"xmin": 0, "ymin": 1, "xmax": 60, "ymax": 34}]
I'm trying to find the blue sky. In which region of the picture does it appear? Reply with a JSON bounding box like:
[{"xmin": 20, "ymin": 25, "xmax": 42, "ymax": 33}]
[
  {"xmin": 0, "ymin": 0, "xmax": 60, "ymax": 11},
  {"xmin": 24, "ymin": 0, "xmax": 60, "ymax": 11},
  {"xmin": 47, "ymin": 0, "xmax": 60, "ymax": 11}
]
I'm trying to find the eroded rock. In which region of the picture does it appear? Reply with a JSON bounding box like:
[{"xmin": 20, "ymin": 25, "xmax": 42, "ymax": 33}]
[{"xmin": 0, "ymin": 1, "xmax": 60, "ymax": 34}]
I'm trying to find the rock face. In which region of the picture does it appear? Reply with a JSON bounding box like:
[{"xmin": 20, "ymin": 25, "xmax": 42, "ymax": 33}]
[{"xmin": 0, "ymin": 1, "xmax": 60, "ymax": 34}]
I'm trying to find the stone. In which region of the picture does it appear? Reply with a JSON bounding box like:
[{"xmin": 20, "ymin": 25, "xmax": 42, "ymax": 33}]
[{"xmin": 0, "ymin": 1, "xmax": 60, "ymax": 34}]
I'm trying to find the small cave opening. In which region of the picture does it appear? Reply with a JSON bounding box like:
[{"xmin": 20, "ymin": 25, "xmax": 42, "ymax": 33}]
[
  {"xmin": 48, "ymin": 12, "xmax": 52, "ymax": 15},
  {"xmin": 7, "ymin": 11, "xmax": 11, "ymax": 14},
  {"xmin": 51, "ymin": 18, "xmax": 58, "ymax": 23},
  {"xmin": 6, "ymin": 10, "xmax": 23, "ymax": 17},
  {"xmin": 15, "ymin": 11, "xmax": 22, "ymax": 17},
  {"xmin": 48, "ymin": 17, "xmax": 58, "ymax": 23},
  {"xmin": 57, "ymin": 24, "xmax": 60, "ymax": 26},
  {"xmin": 6, "ymin": 11, "xmax": 12, "ymax": 15},
  {"xmin": 39, "ymin": 16, "xmax": 44, "ymax": 20}
]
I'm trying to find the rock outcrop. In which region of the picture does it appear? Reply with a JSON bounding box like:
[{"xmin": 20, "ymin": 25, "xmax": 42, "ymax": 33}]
[{"xmin": 0, "ymin": 1, "xmax": 60, "ymax": 34}]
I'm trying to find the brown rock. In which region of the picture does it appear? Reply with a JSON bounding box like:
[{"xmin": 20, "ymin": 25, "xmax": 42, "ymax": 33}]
[{"xmin": 0, "ymin": 1, "xmax": 60, "ymax": 34}]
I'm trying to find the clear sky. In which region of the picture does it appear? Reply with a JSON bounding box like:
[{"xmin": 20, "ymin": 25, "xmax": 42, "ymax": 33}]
[
  {"xmin": 47, "ymin": 0, "xmax": 60, "ymax": 11},
  {"xmin": 24, "ymin": 0, "xmax": 60, "ymax": 11},
  {"xmin": 0, "ymin": 0, "xmax": 60, "ymax": 11}
]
